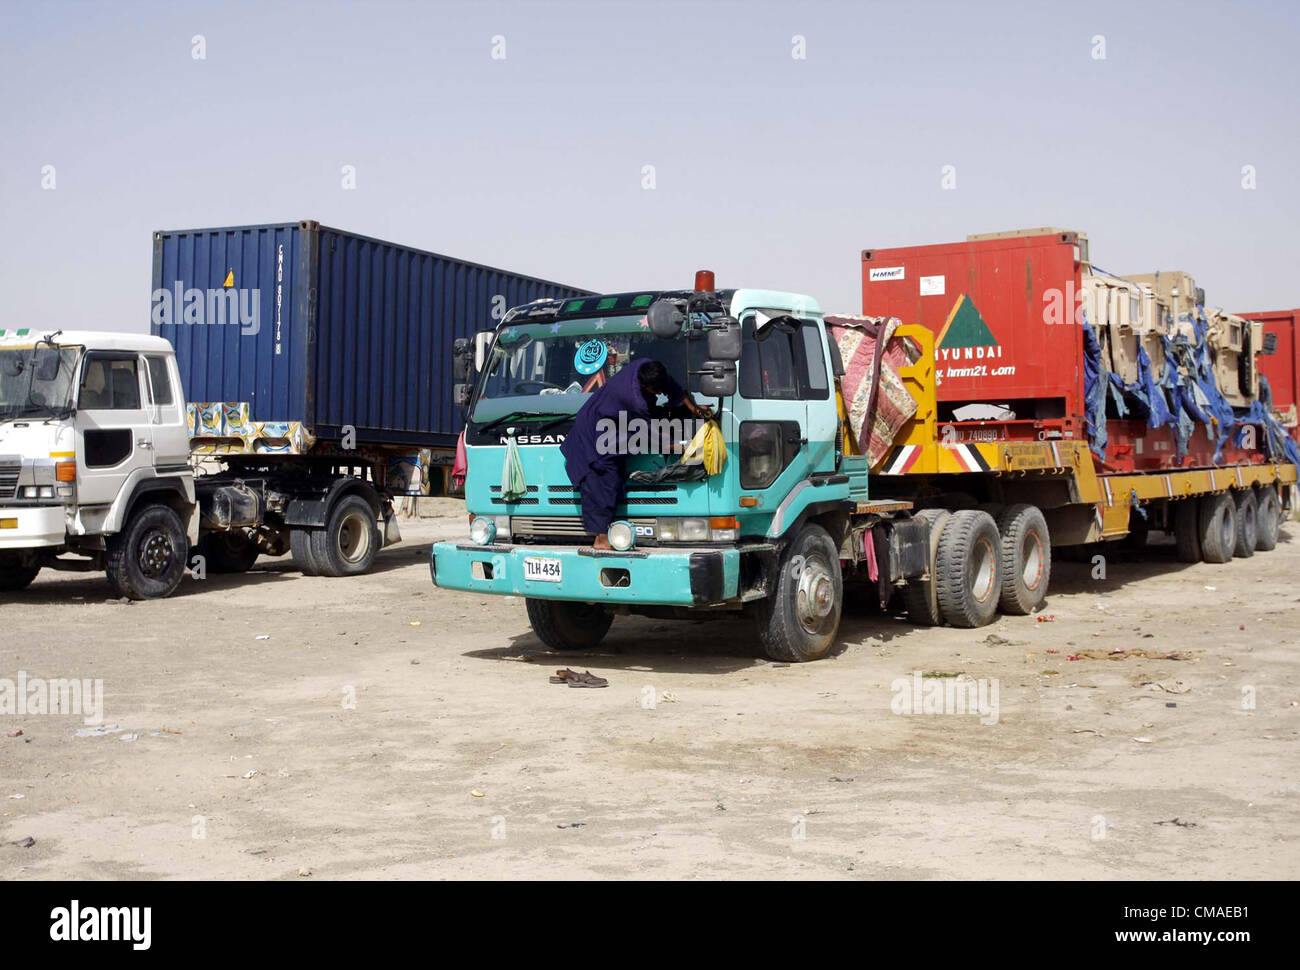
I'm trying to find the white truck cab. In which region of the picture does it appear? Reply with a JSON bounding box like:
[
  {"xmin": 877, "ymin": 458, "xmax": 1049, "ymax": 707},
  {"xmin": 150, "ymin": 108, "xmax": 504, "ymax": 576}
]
[{"xmin": 0, "ymin": 329, "xmax": 198, "ymax": 598}]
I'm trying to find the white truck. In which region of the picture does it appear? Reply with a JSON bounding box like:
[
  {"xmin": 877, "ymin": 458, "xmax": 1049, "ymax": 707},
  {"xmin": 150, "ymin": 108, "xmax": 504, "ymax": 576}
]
[{"xmin": 0, "ymin": 329, "xmax": 393, "ymax": 599}]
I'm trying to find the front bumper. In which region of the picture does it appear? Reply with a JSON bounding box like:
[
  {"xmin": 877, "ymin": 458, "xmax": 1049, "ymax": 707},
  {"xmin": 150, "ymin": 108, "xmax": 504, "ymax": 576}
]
[
  {"xmin": 431, "ymin": 540, "xmax": 739, "ymax": 607},
  {"xmin": 0, "ymin": 504, "xmax": 67, "ymax": 549}
]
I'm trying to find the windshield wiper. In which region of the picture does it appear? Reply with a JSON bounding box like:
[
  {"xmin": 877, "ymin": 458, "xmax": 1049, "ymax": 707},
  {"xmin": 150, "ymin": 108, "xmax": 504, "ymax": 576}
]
[{"xmin": 473, "ymin": 410, "xmax": 571, "ymax": 436}]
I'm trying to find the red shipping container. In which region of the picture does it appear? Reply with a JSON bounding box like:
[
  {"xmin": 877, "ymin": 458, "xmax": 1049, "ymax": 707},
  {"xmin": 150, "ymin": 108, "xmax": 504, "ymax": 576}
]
[
  {"xmin": 861, "ymin": 230, "xmax": 1087, "ymax": 440},
  {"xmin": 862, "ymin": 230, "xmax": 1273, "ymax": 472}
]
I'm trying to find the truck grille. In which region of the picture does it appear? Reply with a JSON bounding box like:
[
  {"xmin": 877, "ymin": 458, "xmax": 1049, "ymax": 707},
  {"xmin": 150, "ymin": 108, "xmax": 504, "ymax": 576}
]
[
  {"xmin": 543, "ymin": 483, "xmax": 679, "ymax": 506},
  {"xmin": 0, "ymin": 461, "xmax": 19, "ymax": 500},
  {"xmin": 511, "ymin": 516, "xmax": 657, "ymax": 539}
]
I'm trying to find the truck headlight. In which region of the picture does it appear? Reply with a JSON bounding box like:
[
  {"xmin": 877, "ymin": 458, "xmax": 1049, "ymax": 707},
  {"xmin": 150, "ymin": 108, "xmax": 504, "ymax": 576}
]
[
  {"xmin": 677, "ymin": 517, "xmax": 709, "ymax": 542},
  {"xmin": 607, "ymin": 520, "xmax": 635, "ymax": 551},
  {"xmin": 20, "ymin": 486, "xmax": 55, "ymax": 499},
  {"xmin": 469, "ymin": 516, "xmax": 497, "ymax": 545}
]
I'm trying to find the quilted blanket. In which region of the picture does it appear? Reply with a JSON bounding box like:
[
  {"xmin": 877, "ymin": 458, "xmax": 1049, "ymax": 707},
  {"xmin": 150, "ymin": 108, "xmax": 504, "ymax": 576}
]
[{"xmin": 825, "ymin": 315, "xmax": 919, "ymax": 466}]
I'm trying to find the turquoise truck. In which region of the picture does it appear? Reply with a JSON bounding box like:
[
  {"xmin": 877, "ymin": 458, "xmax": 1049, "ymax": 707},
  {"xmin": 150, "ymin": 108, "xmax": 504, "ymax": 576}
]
[
  {"xmin": 432, "ymin": 266, "xmax": 1297, "ymax": 663},
  {"xmin": 429, "ymin": 275, "xmax": 954, "ymax": 662}
]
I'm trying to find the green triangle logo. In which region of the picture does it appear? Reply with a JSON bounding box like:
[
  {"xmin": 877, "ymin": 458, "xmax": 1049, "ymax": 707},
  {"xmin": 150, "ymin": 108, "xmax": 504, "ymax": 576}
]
[{"xmin": 936, "ymin": 295, "xmax": 997, "ymax": 349}]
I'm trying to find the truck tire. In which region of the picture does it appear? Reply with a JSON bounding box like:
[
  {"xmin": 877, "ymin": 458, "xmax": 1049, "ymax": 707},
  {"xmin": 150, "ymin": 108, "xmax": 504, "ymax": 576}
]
[
  {"xmin": 1232, "ymin": 490, "xmax": 1257, "ymax": 559},
  {"xmin": 310, "ymin": 495, "xmax": 380, "ymax": 577},
  {"xmin": 0, "ymin": 553, "xmax": 40, "ymax": 592},
  {"xmin": 525, "ymin": 599, "xmax": 613, "ymax": 651},
  {"xmin": 105, "ymin": 503, "xmax": 187, "ymax": 600},
  {"xmin": 196, "ymin": 531, "xmax": 260, "ymax": 573},
  {"xmin": 936, "ymin": 509, "xmax": 1000, "ymax": 628},
  {"xmin": 995, "ymin": 504, "xmax": 1051, "ymax": 615},
  {"xmin": 1173, "ymin": 498, "xmax": 1201, "ymax": 563},
  {"xmin": 903, "ymin": 509, "xmax": 951, "ymax": 627},
  {"xmin": 290, "ymin": 529, "xmax": 321, "ymax": 576},
  {"xmin": 1255, "ymin": 486, "xmax": 1281, "ymax": 551},
  {"xmin": 753, "ymin": 523, "xmax": 843, "ymax": 662},
  {"xmin": 1197, "ymin": 492, "xmax": 1236, "ymax": 564}
]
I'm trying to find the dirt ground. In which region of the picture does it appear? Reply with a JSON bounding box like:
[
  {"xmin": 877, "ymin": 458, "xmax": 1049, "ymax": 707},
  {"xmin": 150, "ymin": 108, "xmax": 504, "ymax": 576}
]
[{"xmin": 2, "ymin": 502, "xmax": 1298, "ymax": 880}]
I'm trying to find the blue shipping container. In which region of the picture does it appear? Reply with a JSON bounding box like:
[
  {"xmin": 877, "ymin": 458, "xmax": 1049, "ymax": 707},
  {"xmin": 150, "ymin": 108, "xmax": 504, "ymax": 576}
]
[{"xmin": 151, "ymin": 221, "xmax": 591, "ymax": 447}]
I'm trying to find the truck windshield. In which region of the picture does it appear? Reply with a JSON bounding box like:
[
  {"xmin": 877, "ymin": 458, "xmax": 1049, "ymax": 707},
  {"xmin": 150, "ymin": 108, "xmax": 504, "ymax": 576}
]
[
  {"xmin": 0, "ymin": 345, "xmax": 81, "ymax": 420},
  {"xmin": 470, "ymin": 315, "xmax": 699, "ymax": 424}
]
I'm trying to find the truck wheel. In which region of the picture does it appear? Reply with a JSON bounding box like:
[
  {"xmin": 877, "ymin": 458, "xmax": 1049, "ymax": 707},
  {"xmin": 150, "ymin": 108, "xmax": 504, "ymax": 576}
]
[
  {"xmin": 1232, "ymin": 490, "xmax": 1257, "ymax": 559},
  {"xmin": 290, "ymin": 529, "xmax": 321, "ymax": 576},
  {"xmin": 525, "ymin": 599, "xmax": 613, "ymax": 651},
  {"xmin": 903, "ymin": 509, "xmax": 951, "ymax": 626},
  {"xmin": 105, "ymin": 504, "xmax": 187, "ymax": 600},
  {"xmin": 751, "ymin": 523, "xmax": 842, "ymax": 662},
  {"xmin": 310, "ymin": 495, "xmax": 380, "ymax": 577},
  {"xmin": 1173, "ymin": 498, "xmax": 1201, "ymax": 563},
  {"xmin": 0, "ymin": 554, "xmax": 40, "ymax": 592},
  {"xmin": 936, "ymin": 509, "xmax": 1000, "ymax": 628},
  {"xmin": 1255, "ymin": 486, "xmax": 1281, "ymax": 551},
  {"xmin": 995, "ymin": 504, "xmax": 1051, "ymax": 615},
  {"xmin": 1197, "ymin": 492, "xmax": 1236, "ymax": 564},
  {"xmin": 196, "ymin": 531, "xmax": 260, "ymax": 573}
]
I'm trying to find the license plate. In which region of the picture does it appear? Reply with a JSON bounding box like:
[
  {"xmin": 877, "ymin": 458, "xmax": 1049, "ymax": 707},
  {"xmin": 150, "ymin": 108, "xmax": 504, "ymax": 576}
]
[{"xmin": 523, "ymin": 557, "xmax": 562, "ymax": 582}]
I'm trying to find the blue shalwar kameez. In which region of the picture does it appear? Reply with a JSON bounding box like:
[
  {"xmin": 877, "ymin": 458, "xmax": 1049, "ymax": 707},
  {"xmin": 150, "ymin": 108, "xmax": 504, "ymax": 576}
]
[{"xmin": 559, "ymin": 359, "xmax": 683, "ymax": 534}]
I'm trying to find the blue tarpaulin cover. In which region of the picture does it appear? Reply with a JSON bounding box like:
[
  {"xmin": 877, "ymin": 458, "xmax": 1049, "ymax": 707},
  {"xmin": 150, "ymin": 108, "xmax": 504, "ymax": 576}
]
[{"xmin": 1082, "ymin": 305, "xmax": 1297, "ymax": 468}]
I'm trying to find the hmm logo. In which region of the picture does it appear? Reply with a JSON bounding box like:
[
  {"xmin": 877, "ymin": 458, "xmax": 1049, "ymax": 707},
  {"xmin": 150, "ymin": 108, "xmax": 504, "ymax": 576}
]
[
  {"xmin": 869, "ymin": 266, "xmax": 906, "ymax": 282},
  {"xmin": 151, "ymin": 279, "xmax": 260, "ymax": 336}
]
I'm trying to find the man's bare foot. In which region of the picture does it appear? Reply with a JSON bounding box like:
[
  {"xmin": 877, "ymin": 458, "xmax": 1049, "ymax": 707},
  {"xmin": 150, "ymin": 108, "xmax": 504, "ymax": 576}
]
[{"xmin": 592, "ymin": 535, "xmax": 612, "ymax": 551}]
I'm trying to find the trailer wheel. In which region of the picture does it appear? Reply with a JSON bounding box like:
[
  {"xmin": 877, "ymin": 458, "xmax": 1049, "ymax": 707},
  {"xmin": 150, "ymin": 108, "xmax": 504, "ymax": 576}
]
[
  {"xmin": 310, "ymin": 495, "xmax": 381, "ymax": 577},
  {"xmin": 1232, "ymin": 490, "xmax": 1257, "ymax": 559},
  {"xmin": 290, "ymin": 529, "xmax": 321, "ymax": 576},
  {"xmin": 903, "ymin": 509, "xmax": 951, "ymax": 626},
  {"xmin": 1173, "ymin": 498, "xmax": 1201, "ymax": 563},
  {"xmin": 525, "ymin": 599, "xmax": 613, "ymax": 651},
  {"xmin": 0, "ymin": 553, "xmax": 40, "ymax": 592},
  {"xmin": 196, "ymin": 531, "xmax": 260, "ymax": 573},
  {"xmin": 753, "ymin": 523, "xmax": 843, "ymax": 662},
  {"xmin": 1255, "ymin": 486, "xmax": 1281, "ymax": 551},
  {"xmin": 936, "ymin": 509, "xmax": 1000, "ymax": 628},
  {"xmin": 1197, "ymin": 492, "xmax": 1236, "ymax": 564},
  {"xmin": 105, "ymin": 503, "xmax": 187, "ymax": 600},
  {"xmin": 995, "ymin": 504, "xmax": 1051, "ymax": 615}
]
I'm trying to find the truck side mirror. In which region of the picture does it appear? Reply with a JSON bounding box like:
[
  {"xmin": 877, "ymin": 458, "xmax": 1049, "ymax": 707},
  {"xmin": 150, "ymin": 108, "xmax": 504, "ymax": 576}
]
[
  {"xmin": 647, "ymin": 299, "xmax": 685, "ymax": 338},
  {"xmin": 707, "ymin": 317, "xmax": 742, "ymax": 361},
  {"xmin": 473, "ymin": 331, "xmax": 495, "ymax": 371},
  {"xmin": 453, "ymin": 383, "xmax": 472, "ymax": 407},
  {"xmin": 33, "ymin": 347, "xmax": 61, "ymax": 382},
  {"xmin": 697, "ymin": 360, "xmax": 736, "ymax": 397},
  {"xmin": 453, "ymin": 338, "xmax": 472, "ymax": 381}
]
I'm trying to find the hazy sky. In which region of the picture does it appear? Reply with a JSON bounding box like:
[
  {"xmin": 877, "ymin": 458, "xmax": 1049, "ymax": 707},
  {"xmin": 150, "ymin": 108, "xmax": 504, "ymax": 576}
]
[{"xmin": 3, "ymin": 0, "xmax": 1298, "ymax": 333}]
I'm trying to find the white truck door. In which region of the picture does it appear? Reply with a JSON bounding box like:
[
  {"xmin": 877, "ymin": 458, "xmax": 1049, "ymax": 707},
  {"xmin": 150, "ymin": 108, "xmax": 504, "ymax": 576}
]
[
  {"xmin": 74, "ymin": 352, "xmax": 155, "ymax": 506},
  {"xmin": 143, "ymin": 353, "xmax": 190, "ymax": 467}
]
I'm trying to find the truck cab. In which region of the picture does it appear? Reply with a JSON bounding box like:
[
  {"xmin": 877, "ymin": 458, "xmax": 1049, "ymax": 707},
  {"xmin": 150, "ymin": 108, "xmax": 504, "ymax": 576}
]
[
  {"xmin": 0, "ymin": 329, "xmax": 197, "ymax": 598},
  {"xmin": 430, "ymin": 279, "xmax": 903, "ymax": 661}
]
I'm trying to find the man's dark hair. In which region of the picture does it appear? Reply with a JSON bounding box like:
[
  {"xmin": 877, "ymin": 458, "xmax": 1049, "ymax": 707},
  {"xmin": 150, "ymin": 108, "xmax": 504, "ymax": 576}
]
[{"xmin": 637, "ymin": 359, "xmax": 671, "ymax": 394}]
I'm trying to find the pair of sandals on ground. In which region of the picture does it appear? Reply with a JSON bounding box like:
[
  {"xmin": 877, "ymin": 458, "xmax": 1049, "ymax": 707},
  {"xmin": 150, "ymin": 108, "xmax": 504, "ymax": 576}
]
[{"xmin": 549, "ymin": 668, "xmax": 608, "ymax": 688}]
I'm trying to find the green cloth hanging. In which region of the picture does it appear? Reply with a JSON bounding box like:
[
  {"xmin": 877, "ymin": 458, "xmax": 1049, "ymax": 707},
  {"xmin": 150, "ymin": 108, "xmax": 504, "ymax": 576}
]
[{"xmin": 501, "ymin": 434, "xmax": 526, "ymax": 501}]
